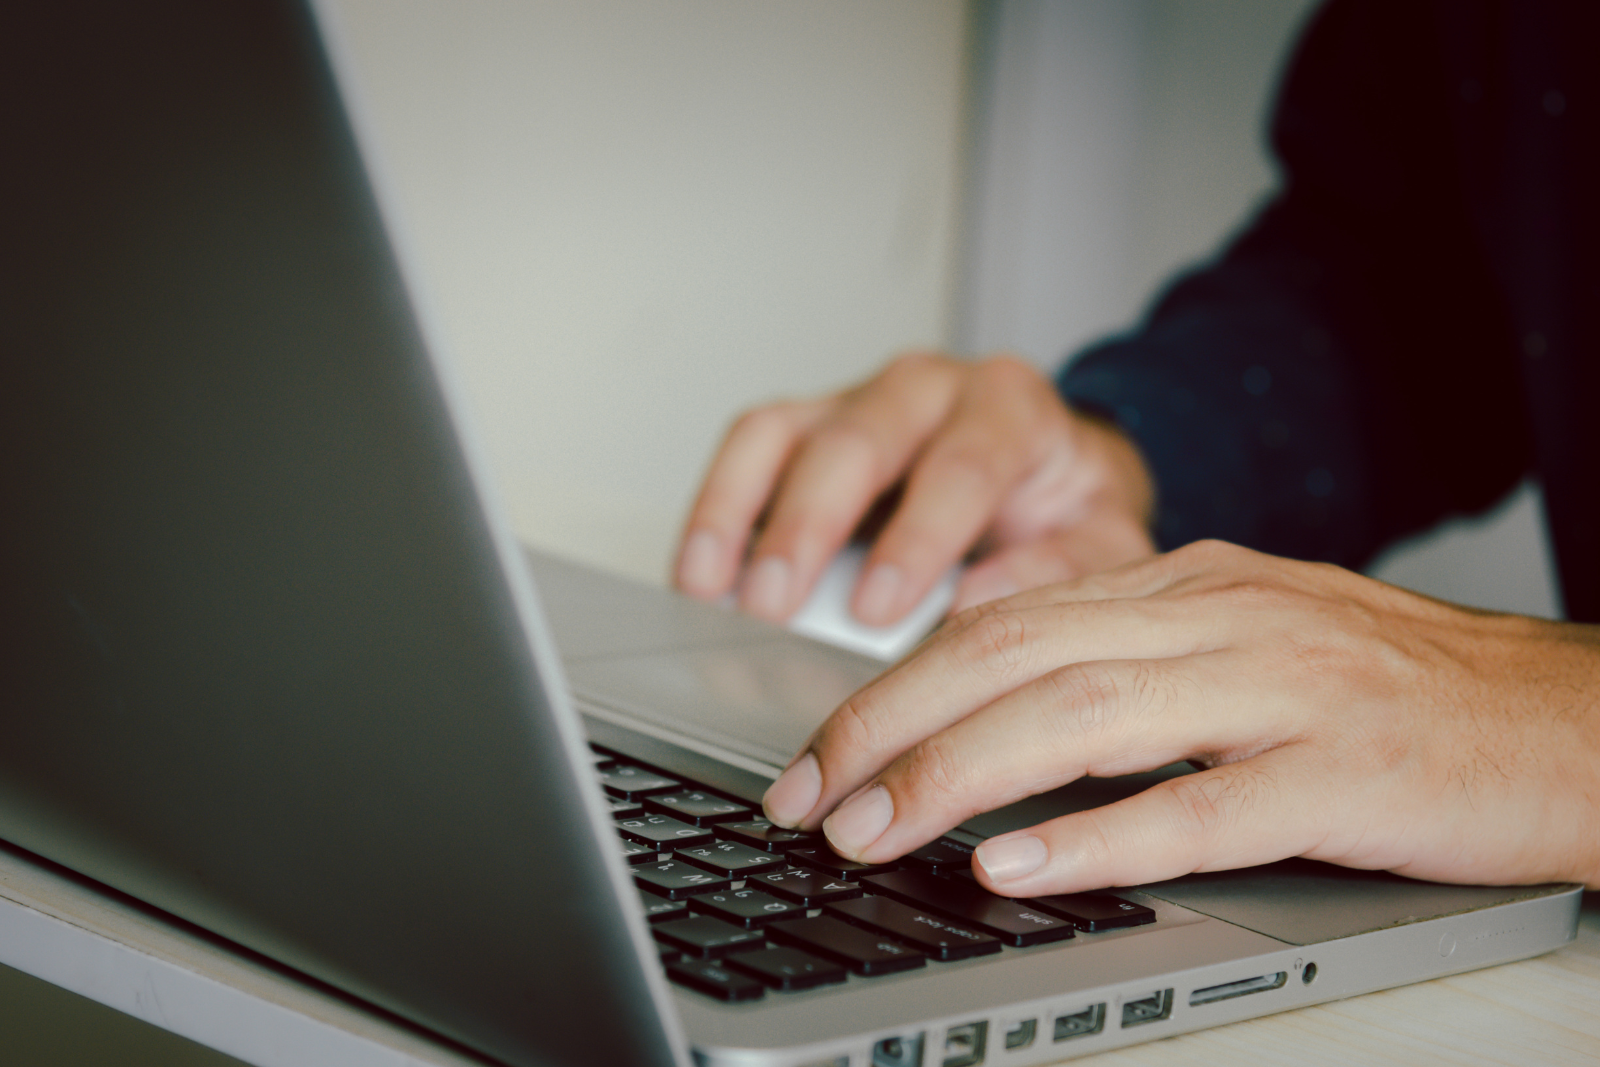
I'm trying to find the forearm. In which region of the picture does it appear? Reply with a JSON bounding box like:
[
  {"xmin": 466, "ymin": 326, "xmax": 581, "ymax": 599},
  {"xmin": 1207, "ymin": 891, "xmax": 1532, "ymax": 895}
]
[
  {"xmin": 1059, "ymin": 0, "xmax": 1537, "ymax": 567},
  {"xmin": 1059, "ymin": 219, "xmax": 1379, "ymax": 565}
]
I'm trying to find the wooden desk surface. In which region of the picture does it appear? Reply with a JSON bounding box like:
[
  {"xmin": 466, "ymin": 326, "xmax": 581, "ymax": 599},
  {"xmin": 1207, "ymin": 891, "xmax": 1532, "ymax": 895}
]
[{"xmin": 2, "ymin": 836, "xmax": 1595, "ymax": 1067}]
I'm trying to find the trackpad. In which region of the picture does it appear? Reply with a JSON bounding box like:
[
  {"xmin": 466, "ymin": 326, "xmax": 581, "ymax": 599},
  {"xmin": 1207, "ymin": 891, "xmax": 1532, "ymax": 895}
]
[
  {"xmin": 1142, "ymin": 860, "xmax": 1573, "ymax": 944},
  {"xmin": 565, "ymin": 639, "xmax": 882, "ymax": 768}
]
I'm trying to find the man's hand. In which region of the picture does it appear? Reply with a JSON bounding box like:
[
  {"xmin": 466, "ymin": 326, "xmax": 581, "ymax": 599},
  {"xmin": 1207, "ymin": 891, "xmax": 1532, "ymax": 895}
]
[
  {"xmin": 761, "ymin": 540, "xmax": 1600, "ymax": 892},
  {"xmin": 673, "ymin": 352, "xmax": 1157, "ymax": 625}
]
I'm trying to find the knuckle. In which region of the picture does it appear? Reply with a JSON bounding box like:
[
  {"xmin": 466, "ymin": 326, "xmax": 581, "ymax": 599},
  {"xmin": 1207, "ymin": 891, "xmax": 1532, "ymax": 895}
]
[
  {"xmin": 935, "ymin": 597, "xmax": 1007, "ymax": 641},
  {"xmin": 729, "ymin": 404, "xmax": 797, "ymax": 441},
  {"xmin": 895, "ymin": 733, "xmax": 975, "ymax": 812},
  {"xmin": 1039, "ymin": 662, "xmax": 1126, "ymax": 739},
  {"xmin": 1172, "ymin": 538, "xmax": 1237, "ymax": 568},
  {"xmin": 1216, "ymin": 576, "xmax": 1290, "ymax": 613},
  {"xmin": 882, "ymin": 350, "xmax": 950, "ymax": 378},
  {"xmin": 923, "ymin": 442, "xmax": 1008, "ymax": 487},
  {"xmin": 808, "ymin": 417, "xmax": 884, "ymax": 470},
  {"xmin": 824, "ymin": 695, "xmax": 883, "ymax": 758},
  {"xmin": 944, "ymin": 599, "xmax": 989, "ymax": 631},
  {"xmin": 1169, "ymin": 774, "xmax": 1227, "ymax": 834},
  {"xmin": 974, "ymin": 353, "xmax": 1040, "ymax": 386},
  {"xmin": 1164, "ymin": 765, "xmax": 1277, "ymax": 846},
  {"xmin": 952, "ymin": 609, "xmax": 1032, "ymax": 684}
]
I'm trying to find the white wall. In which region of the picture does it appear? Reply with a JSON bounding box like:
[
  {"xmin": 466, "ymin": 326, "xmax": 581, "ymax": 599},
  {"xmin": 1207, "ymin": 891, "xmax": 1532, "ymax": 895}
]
[
  {"xmin": 325, "ymin": 0, "xmax": 969, "ymax": 584},
  {"xmin": 327, "ymin": 0, "xmax": 1561, "ymax": 618},
  {"xmin": 958, "ymin": 0, "xmax": 1561, "ymax": 618}
]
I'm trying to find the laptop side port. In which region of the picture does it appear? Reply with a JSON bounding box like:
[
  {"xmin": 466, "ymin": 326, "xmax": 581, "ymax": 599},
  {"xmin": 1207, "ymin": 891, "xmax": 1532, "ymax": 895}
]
[
  {"xmin": 1052, "ymin": 1004, "xmax": 1105, "ymax": 1041},
  {"xmin": 1119, "ymin": 989, "xmax": 1173, "ymax": 1028},
  {"xmin": 1189, "ymin": 971, "xmax": 1288, "ymax": 1007},
  {"xmin": 872, "ymin": 1033, "xmax": 925, "ymax": 1067},
  {"xmin": 940, "ymin": 1021, "xmax": 987, "ymax": 1067},
  {"xmin": 1002, "ymin": 1018, "xmax": 1037, "ymax": 1050}
]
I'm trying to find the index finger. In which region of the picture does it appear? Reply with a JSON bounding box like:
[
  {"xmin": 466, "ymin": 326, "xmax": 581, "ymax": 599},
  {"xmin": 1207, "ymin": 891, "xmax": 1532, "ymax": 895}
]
[
  {"xmin": 762, "ymin": 577, "xmax": 1225, "ymax": 832},
  {"xmin": 675, "ymin": 397, "xmax": 830, "ymax": 600},
  {"xmin": 851, "ymin": 357, "xmax": 1070, "ymax": 625},
  {"xmin": 736, "ymin": 354, "xmax": 965, "ymax": 621}
]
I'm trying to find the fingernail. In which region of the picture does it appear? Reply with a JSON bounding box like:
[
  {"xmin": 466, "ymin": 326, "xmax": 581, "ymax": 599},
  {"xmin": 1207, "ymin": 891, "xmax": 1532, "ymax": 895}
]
[
  {"xmin": 677, "ymin": 531, "xmax": 722, "ymax": 595},
  {"xmin": 854, "ymin": 564, "xmax": 903, "ymax": 625},
  {"xmin": 743, "ymin": 556, "xmax": 791, "ymax": 619},
  {"xmin": 823, "ymin": 784, "xmax": 894, "ymax": 858},
  {"xmin": 975, "ymin": 834, "xmax": 1047, "ymax": 884},
  {"xmin": 763, "ymin": 752, "xmax": 821, "ymax": 827}
]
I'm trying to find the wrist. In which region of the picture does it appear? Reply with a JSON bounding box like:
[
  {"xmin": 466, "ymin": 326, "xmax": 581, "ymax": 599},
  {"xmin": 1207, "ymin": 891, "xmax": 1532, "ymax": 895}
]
[{"xmin": 1074, "ymin": 411, "xmax": 1157, "ymax": 532}]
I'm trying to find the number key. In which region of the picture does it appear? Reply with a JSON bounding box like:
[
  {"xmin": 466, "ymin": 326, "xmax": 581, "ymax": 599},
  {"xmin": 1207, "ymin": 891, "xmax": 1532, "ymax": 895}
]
[
  {"xmin": 598, "ymin": 765, "xmax": 682, "ymax": 800},
  {"xmin": 644, "ymin": 791, "xmax": 753, "ymax": 826},
  {"xmin": 675, "ymin": 840, "xmax": 785, "ymax": 876},
  {"xmin": 617, "ymin": 814, "xmax": 716, "ymax": 849}
]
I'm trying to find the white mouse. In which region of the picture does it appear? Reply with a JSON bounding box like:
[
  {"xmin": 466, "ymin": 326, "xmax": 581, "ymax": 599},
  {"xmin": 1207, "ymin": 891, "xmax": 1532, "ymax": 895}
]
[{"xmin": 784, "ymin": 544, "xmax": 958, "ymax": 662}]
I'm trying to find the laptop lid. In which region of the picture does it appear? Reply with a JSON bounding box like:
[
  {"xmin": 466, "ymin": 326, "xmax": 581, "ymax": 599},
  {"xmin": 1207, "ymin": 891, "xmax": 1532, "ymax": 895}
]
[{"xmin": 0, "ymin": 3, "xmax": 685, "ymax": 1065}]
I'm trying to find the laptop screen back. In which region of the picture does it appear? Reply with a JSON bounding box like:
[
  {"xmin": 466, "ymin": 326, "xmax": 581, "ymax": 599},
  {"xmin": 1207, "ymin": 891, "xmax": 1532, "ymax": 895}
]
[{"xmin": 0, "ymin": 3, "xmax": 679, "ymax": 1065}]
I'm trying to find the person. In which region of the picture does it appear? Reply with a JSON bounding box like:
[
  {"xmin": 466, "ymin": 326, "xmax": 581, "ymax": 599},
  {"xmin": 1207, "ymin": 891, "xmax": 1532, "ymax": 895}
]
[{"xmin": 670, "ymin": 0, "xmax": 1600, "ymax": 899}]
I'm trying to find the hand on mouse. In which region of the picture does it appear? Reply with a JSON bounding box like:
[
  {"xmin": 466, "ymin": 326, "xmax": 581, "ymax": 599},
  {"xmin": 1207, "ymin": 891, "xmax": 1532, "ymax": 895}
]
[{"xmin": 674, "ymin": 352, "xmax": 1157, "ymax": 626}]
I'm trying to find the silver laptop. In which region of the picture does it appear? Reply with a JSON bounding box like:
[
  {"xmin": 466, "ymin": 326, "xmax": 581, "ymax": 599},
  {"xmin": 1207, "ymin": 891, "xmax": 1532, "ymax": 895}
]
[{"xmin": 0, "ymin": 3, "xmax": 1578, "ymax": 1066}]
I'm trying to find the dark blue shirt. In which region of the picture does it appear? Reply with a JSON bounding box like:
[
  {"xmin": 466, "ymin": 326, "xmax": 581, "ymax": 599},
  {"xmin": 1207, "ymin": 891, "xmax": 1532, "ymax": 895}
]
[{"xmin": 1059, "ymin": 0, "xmax": 1599, "ymax": 621}]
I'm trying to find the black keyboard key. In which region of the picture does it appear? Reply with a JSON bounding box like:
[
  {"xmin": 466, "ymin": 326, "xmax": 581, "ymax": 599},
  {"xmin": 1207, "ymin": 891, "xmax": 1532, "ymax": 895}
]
[
  {"xmin": 634, "ymin": 859, "xmax": 733, "ymax": 899},
  {"xmin": 765, "ymin": 915, "xmax": 926, "ymax": 976},
  {"xmin": 598, "ymin": 765, "xmax": 683, "ymax": 800},
  {"xmin": 638, "ymin": 891, "xmax": 691, "ymax": 924},
  {"xmin": 644, "ymin": 791, "xmax": 754, "ymax": 825},
  {"xmin": 620, "ymin": 836, "xmax": 659, "ymax": 864},
  {"xmin": 608, "ymin": 796, "xmax": 645, "ymax": 818},
  {"xmin": 826, "ymin": 895, "xmax": 1002, "ymax": 961},
  {"xmin": 1027, "ymin": 892, "xmax": 1156, "ymax": 931},
  {"xmin": 659, "ymin": 944, "xmax": 683, "ymax": 966},
  {"xmin": 862, "ymin": 871, "xmax": 1075, "ymax": 947},
  {"xmin": 724, "ymin": 946, "xmax": 849, "ymax": 992},
  {"xmin": 901, "ymin": 837, "xmax": 976, "ymax": 875},
  {"xmin": 688, "ymin": 888, "xmax": 806, "ymax": 928},
  {"xmin": 747, "ymin": 866, "xmax": 864, "ymax": 907},
  {"xmin": 654, "ymin": 915, "xmax": 768, "ymax": 959},
  {"xmin": 714, "ymin": 818, "xmax": 824, "ymax": 852},
  {"xmin": 616, "ymin": 814, "xmax": 717, "ymax": 849},
  {"xmin": 786, "ymin": 845, "xmax": 900, "ymax": 880},
  {"xmin": 675, "ymin": 840, "xmax": 786, "ymax": 876},
  {"xmin": 667, "ymin": 959, "xmax": 766, "ymax": 1002}
]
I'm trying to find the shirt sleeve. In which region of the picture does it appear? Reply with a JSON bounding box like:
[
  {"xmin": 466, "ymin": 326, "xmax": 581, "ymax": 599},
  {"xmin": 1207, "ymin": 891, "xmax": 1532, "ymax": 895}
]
[{"xmin": 1058, "ymin": 0, "xmax": 1533, "ymax": 568}]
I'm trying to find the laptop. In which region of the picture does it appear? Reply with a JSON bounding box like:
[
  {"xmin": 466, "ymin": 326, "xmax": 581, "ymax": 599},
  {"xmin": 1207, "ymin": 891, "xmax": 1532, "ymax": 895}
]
[{"xmin": 0, "ymin": 3, "xmax": 1579, "ymax": 1066}]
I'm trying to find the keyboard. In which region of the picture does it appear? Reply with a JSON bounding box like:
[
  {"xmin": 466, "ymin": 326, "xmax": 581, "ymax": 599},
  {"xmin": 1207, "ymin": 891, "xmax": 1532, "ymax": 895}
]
[{"xmin": 590, "ymin": 747, "xmax": 1158, "ymax": 1004}]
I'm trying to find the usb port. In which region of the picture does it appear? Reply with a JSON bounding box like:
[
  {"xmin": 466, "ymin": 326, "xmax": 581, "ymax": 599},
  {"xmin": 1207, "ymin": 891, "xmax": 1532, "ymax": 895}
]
[
  {"xmin": 941, "ymin": 1021, "xmax": 987, "ymax": 1067},
  {"xmin": 1189, "ymin": 972, "xmax": 1287, "ymax": 1006},
  {"xmin": 871, "ymin": 1034, "xmax": 924, "ymax": 1067},
  {"xmin": 1002, "ymin": 1019, "xmax": 1036, "ymax": 1050},
  {"xmin": 1052, "ymin": 1004, "xmax": 1105, "ymax": 1041},
  {"xmin": 1119, "ymin": 989, "xmax": 1173, "ymax": 1028}
]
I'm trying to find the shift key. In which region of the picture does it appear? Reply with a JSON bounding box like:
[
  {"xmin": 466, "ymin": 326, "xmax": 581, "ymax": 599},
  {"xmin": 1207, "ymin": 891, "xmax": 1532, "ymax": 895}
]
[{"xmin": 862, "ymin": 871, "xmax": 1075, "ymax": 947}]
